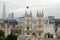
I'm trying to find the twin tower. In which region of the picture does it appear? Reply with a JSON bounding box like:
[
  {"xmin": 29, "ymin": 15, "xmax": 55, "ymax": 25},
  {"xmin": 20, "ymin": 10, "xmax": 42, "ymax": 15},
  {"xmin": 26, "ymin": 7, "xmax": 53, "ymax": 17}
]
[
  {"xmin": 24, "ymin": 10, "xmax": 44, "ymax": 30},
  {"xmin": 24, "ymin": 10, "xmax": 44, "ymax": 38},
  {"xmin": 25, "ymin": 10, "xmax": 44, "ymax": 17}
]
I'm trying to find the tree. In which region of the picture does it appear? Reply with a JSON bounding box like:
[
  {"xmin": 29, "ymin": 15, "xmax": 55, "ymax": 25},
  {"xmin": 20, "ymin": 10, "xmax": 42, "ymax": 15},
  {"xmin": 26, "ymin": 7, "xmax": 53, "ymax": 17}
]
[
  {"xmin": 5, "ymin": 33, "xmax": 18, "ymax": 40},
  {"xmin": 0, "ymin": 30, "xmax": 4, "ymax": 37},
  {"xmin": 0, "ymin": 30, "xmax": 6, "ymax": 40},
  {"xmin": 0, "ymin": 36, "xmax": 6, "ymax": 40},
  {"xmin": 55, "ymin": 26, "xmax": 58, "ymax": 32}
]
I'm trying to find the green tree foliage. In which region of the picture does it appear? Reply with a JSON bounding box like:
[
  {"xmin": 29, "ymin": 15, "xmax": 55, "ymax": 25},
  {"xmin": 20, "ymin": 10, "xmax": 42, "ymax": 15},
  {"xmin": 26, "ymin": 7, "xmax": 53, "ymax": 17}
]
[
  {"xmin": 5, "ymin": 33, "xmax": 17, "ymax": 40},
  {"xmin": 0, "ymin": 36, "xmax": 6, "ymax": 40},
  {"xmin": 0, "ymin": 30, "xmax": 6, "ymax": 40},
  {"xmin": 0, "ymin": 30, "xmax": 4, "ymax": 37},
  {"xmin": 55, "ymin": 26, "xmax": 58, "ymax": 32}
]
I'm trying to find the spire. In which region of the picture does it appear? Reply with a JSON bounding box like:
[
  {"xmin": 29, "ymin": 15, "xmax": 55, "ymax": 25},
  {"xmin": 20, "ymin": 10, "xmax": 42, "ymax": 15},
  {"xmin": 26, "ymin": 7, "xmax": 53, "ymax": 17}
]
[
  {"xmin": 25, "ymin": 10, "xmax": 27, "ymax": 17},
  {"xmin": 30, "ymin": 10, "xmax": 32, "ymax": 17},
  {"xmin": 25, "ymin": 10, "xmax": 27, "ymax": 14},
  {"xmin": 3, "ymin": 1, "xmax": 6, "ymax": 20}
]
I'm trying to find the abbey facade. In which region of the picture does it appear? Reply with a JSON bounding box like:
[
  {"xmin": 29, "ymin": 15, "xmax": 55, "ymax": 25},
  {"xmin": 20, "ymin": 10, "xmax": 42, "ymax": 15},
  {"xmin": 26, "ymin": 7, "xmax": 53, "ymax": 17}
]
[{"xmin": 23, "ymin": 10, "xmax": 44, "ymax": 38}]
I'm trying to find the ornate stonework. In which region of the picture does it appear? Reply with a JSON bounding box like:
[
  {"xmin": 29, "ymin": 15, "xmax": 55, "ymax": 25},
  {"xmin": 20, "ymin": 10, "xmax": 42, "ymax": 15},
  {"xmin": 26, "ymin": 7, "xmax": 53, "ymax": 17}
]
[{"xmin": 23, "ymin": 10, "xmax": 44, "ymax": 38}]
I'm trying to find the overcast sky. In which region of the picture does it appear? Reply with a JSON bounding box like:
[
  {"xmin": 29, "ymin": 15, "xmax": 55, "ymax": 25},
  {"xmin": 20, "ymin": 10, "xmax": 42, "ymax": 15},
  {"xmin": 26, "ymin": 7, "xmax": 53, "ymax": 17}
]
[{"xmin": 0, "ymin": 0, "xmax": 60, "ymax": 19}]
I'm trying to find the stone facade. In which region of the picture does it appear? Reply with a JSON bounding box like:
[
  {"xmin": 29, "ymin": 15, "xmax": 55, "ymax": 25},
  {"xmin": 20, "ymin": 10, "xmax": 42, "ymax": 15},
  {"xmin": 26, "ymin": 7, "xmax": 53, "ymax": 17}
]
[
  {"xmin": 0, "ymin": 23, "xmax": 12, "ymax": 36},
  {"xmin": 23, "ymin": 10, "xmax": 44, "ymax": 39},
  {"xmin": 0, "ymin": 10, "xmax": 44, "ymax": 40},
  {"xmin": 0, "ymin": 10, "xmax": 57, "ymax": 40}
]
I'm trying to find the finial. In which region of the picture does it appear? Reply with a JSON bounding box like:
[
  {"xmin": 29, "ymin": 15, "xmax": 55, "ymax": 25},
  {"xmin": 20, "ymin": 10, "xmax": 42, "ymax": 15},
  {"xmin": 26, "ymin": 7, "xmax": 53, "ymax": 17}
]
[
  {"xmin": 30, "ymin": 10, "xmax": 32, "ymax": 17},
  {"xmin": 25, "ymin": 10, "xmax": 27, "ymax": 15}
]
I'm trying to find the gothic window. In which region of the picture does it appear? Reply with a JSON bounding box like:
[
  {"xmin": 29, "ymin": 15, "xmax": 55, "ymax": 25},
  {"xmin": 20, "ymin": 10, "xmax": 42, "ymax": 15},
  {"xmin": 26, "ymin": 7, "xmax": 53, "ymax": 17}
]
[
  {"xmin": 27, "ymin": 27, "xmax": 29, "ymax": 30},
  {"xmin": 48, "ymin": 34, "xmax": 50, "ymax": 38},
  {"xmin": 50, "ymin": 35, "xmax": 53, "ymax": 38},
  {"xmin": 48, "ymin": 35, "xmax": 53, "ymax": 38},
  {"xmin": 48, "ymin": 33, "xmax": 53, "ymax": 38},
  {"xmin": 32, "ymin": 32, "xmax": 36, "ymax": 36}
]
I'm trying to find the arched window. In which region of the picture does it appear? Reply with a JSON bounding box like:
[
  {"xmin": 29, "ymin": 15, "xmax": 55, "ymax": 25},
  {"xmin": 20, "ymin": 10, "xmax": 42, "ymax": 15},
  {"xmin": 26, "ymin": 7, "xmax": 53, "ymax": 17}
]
[
  {"xmin": 27, "ymin": 27, "xmax": 29, "ymax": 30},
  {"xmin": 32, "ymin": 32, "xmax": 36, "ymax": 36},
  {"xmin": 48, "ymin": 33, "xmax": 53, "ymax": 38}
]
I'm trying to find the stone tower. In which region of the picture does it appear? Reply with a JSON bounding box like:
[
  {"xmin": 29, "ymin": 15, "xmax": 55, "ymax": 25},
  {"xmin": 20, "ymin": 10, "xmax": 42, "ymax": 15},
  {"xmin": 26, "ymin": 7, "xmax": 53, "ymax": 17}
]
[
  {"xmin": 24, "ymin": 10, "xmax": 32, "ymax": 35},
  {"xmin": 36, "ymin": 10, "xmax": 44, "ymax": 30},
  {"xmin": 36, "ymin": 10, "xmax": 44, "ymax": 38}
]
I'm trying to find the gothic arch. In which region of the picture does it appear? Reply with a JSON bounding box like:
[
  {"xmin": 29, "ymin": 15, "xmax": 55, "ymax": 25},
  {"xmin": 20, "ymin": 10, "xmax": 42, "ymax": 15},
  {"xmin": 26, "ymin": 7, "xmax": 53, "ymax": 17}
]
[{"xmin": 32, "ymin": 32, "xmax": 36, "ymax": 36}]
